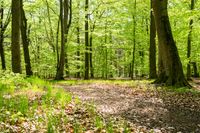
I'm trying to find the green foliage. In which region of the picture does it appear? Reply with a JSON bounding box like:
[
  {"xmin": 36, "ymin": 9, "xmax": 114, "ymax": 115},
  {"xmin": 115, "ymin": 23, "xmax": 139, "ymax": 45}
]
[
  {"xmin": 106, "ymin": 120, "xmax": 114, "ymax": 133},
  {"xmin": 95, "ymin": 115, "xmax": 104, "ymax": 129}
]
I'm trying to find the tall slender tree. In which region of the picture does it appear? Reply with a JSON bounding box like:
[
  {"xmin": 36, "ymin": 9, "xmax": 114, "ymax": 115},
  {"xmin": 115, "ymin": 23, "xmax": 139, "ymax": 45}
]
[
  {"xmin": 20, "ymin": 0, "xmax": 33, "ymax": 76},
  {"xmin": 64, "ymin": 0, "xmax": 72, "ymax": 77},
  {"xmin": 187, "ymin": 0, "xmax": 195, "ymax": 80},
  {"xmin": 149, "ymin": 0, "xmax": 157, "ymax": 79},
  {"xmin": 55, "ymin": 0, "xmax": 72, "ymax": 80},
  {"xmin": 55, "ymin": 0, "xmax": 65, "ymax": 80},
  {"xmin": 11, "ymin": 0, "xmax": 21, "ymax": 73},
  {"xmin": 130, "ymin": 0, "xmax": 136, "ymax": 79},
  {"xmin": 152, "ymin": 0, "xmax": 190, "ymax": 87},
  {"xmin": 84, "ymin": 0, "xmax": 89, "ymax": 79},
  {"xmin": 0, "ymin": 1, "xmax": 10, "ymax": 70}
]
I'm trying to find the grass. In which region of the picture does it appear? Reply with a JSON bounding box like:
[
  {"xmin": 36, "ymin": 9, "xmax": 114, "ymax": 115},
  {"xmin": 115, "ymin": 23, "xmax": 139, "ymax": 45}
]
[
  {"xmin": 0, "ymin": 72, "xmax": 136, "ymax": 132},
  {"xmin": 1, "ymin": 71, "xmax": 199, "ymax": 132}
]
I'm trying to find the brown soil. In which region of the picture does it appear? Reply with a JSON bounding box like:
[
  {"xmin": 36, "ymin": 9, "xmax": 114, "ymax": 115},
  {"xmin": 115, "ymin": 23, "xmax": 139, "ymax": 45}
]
[{"xmin": 56, "ymin": 81, "xmax": 200, "ymax": 133}]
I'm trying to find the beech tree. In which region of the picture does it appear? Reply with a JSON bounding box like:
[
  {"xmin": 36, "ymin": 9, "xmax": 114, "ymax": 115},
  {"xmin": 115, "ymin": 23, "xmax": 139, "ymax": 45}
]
[
  {"xmin": 152, "ymin": 0, "xmax": 191, "ymax": 87},
  {"xmin": 84, "ymin": 0, "xmax": 89, "ymax": 79},
  {"xmin": 11, "ymin": 0, "xmax": 21, "ymax": 73},
  {"xmin": 55, "ymin": 0, "xmax": 72, "ymax": 80},
  {"xmin": 0, "ymin": 1, "xmax": 10, "ymax": 70},
  {"xmin": 20, "ymin": 0, "xmax": 33, "ymax": 76},
  {"xmin": 149, "ymin": 0, "xmax": 157, "ymax": 79}
]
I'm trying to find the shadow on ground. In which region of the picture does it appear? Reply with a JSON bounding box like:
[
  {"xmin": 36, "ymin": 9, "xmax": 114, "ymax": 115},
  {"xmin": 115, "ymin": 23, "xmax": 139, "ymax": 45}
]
[{"xmin": 57, "ymin": 82, "xmax": 200, "ymax": 133}]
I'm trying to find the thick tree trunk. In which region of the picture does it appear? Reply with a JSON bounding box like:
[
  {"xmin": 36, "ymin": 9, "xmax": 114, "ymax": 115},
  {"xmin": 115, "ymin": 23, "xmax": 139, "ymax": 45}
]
[
  {"xmin": 11, "ymin": 0, "xmax": 21, "ymax": 73},
  {"xmin": 84, "ymin": 0, "xmax": 89, "ymax": 79},
  {"xmin": 21, "ymin": 1, "xmax": 33, "ymax": 76},
  {"xmin": 149, "ymin": 0, "xmax": 157, "ymax": 79},
  {"xmin": 152, "ymin": 0, "xmax": 191, "ymax": 87},
  {"xmin": 187, "ymin": 0, "xmax": 195, "ymax": 80}
]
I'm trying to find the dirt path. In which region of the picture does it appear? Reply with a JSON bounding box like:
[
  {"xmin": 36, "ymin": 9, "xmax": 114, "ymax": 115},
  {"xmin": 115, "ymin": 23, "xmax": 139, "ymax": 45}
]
[{"xmin": 57, "ymin": 81, "xmax": 200, "ymax": 133}]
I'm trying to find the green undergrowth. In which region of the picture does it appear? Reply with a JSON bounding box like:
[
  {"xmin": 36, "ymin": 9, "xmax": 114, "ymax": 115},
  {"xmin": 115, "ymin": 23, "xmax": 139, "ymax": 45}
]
[{"xmin": 0, "ymin": 71, "xmax": 134, "ymax": 132}]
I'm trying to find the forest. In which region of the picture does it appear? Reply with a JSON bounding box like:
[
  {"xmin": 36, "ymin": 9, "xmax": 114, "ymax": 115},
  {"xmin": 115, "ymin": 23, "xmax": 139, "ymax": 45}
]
[{"xmin": 0, "ymin": 0, "xmax": 200, "ymax": 132}]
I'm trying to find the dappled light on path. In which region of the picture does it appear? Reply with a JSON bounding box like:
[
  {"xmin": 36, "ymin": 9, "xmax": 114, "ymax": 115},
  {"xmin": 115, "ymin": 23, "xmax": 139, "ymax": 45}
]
[{"xmin": 57, "ymin": 81, "xmax": 200, "ymax": 132}]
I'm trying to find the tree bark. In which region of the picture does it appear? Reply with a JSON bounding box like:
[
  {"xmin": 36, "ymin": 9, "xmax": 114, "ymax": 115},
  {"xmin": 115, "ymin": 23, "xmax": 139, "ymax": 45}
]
[
  {"xmin": 191, "ymin": 62, "xmax": 199, "ymax": 77},
  {"xmin": 89, "ymin": 34, "xmax": 94, "ymax": 78},
  {"xmin": 11, "ymin": 0, "xmax": 21, "ymax": 73},
  {"xmin": 130, "ymin": 0, "xmax": 136, "ymax": 79},
  {"xmin": 84, "ymin": 0, "xmax": 89, "ymax": 79},
  {"xmin": 186, "ymin": 0, "xmax": 195, "ymax": 80},
  {"xmin": 152, "ymin": 0, "xmax": 191, "ymax": 87},
  {"xmin": 149, "ymin": 0, "xmax": 157, "ymax": 79},
  {"xmin": 76, "ymin": 26, "xmax": 81, "ymax": 78},
  {"xmin": 0, "ymin": 4, "xmax": 5, "ymax": 70},
  {"xmin": 55, "ymin": 0, "xmax": 72, "ymax": 80},
  {"xmin": 0, "ymin": 1, "xmax": 10, "ymax": 70},
  {"xmin": 20, "ymin": 1, "xmax": 33, "ymax": 76},
  {"xmin": 64, "ymin": 0, "xmax": 72, "ymax": 77},
  {"xmin": 55, "ymin": 0, "xmax": 65, "ymax": 80}
]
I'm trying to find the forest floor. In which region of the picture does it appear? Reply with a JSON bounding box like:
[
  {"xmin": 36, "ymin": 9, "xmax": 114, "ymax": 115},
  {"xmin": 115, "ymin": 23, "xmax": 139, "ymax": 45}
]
[{"xmin": 56, "ymin": 79, "xmax": 200, "ymax": 133}]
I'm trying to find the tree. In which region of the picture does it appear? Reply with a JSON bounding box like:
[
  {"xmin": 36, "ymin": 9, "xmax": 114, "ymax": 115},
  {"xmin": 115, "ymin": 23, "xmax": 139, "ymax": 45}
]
[
  {"xmin": 55, "ymin": 0, "xmax": 65, "ymax": 80},
  {"xmin": 20, "ymin": 0, "xmax": 33, "ymax": 76},
  {"xmin": 84, "ymin": 0, "xmax": 89, "ymax": 79},
  {"xmin": 186, "ymin": 0, "xmax": 194, "ymax": 80},
  {"xmin": 64, "ymin": 0, "xmax": 72, "ymax": 77},
  {"xmin": 11, "ymin": 0, "xmax": 21, "ymax": 73},
  {"xmin": 152, "ymin": 0, "xmax": 191, "ymax": 87},
  {"xmin": 149, "ymin": 0, "xmax": 157, "ymax": 79},
  {"xmin": 0, "ymin": 1, "xmax": 10, "ymax": 70},
  {"xmin": 55, "ymin": 0, "xmax": 72, "ymax": 80},
  {"xmin": 130, "ymin": 0, "xmax": 136, "ymax": 79}
]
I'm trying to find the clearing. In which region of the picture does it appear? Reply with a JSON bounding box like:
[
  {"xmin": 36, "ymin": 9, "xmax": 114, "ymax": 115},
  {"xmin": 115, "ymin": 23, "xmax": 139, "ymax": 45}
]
[{"xmin": 57, "ymin": 79, "xmax": 200, "ymax": 133}]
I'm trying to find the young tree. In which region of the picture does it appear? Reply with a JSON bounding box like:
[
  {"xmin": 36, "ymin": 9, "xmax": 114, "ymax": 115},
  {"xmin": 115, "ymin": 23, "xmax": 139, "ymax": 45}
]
[
  {"xmin": 84, "ymin": 0, "xmax": 89, "ymax": 79},
  {"xmin": 152, "ymin": 0, "xmax": 191, "ymax": 87},
  {"xmin": 0, "ymin": 1, "xmax": 10, "ymax": 70},
  {"xmin": 20, "ymin": 0, "xmax": 33, "ymax": 76},
  {"xmin": 186, "ymin": 0, "xmax": 195, "ymax": 80},
  {"xmin": 149, "ymin": 0, "xmax": 157, "ymax": 79},
  {"xmin": 130, "ymin": 0, "xmax": 136, "ymax": 79},
  {"xmin": 11, "ymin": 0, "xmax": 21, "ymax": 73},
  {"xmin": 55, "ymin": 0, "xmax": 72, "ymax": 80},
  {"xmin": 55, "ymin": 0, "xmax": 65, "ymax": 80}
]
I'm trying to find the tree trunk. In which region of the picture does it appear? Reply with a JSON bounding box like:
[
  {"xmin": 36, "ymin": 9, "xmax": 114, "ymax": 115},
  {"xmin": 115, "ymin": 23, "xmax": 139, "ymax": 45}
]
[
  {"xmin": 55, "ymin": 0, "xmax": 72, "ymax": 80},
  {"xmin": 191, "ymin": 62, "xmax": 199, "ymax": 77},
  {"xmin": 89, "ymin": 34, "xmax": 94, "ymax": 78},
  {"xmin": 76, "ymin": 26, "xmax": 81, "ymax": 78},
  {"xmin": 0, "ymin": 2, "xmax": 8, "ymax": 70},
  {"xmin": 131, "ymin": 0, "xmax": 136, "ymax": 79},
  {"xmin": 21, "ymin": 1, "xmax": 33, "ymax": 76},
  {"xmin": 55, "ymin": 0, "xmax": 65, "ymax": 80},
  {"xmin": 152, "ymin": 0, "xmax": 191, "ymax": 87},
  {"xmin": 76, "ymin": 1, "xmax": 81, "ymax": 78},
  {"xmin": 64, "ymin": 0, "xmax": 71, "ymax": 77},
  {"xmin": 11, "ymin": 0, "xmax": 21, "ymax": 73},
  {"xmin": 149, "ymin": 0, "xmax": 157, "ymax": 79},
  {"xmin": 84, "ymin": 0, "xmax": 89, "ymax": 79},
  {"xmin": 187, "ymin": 0, "xmax": 195, "ymax": 80}
]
